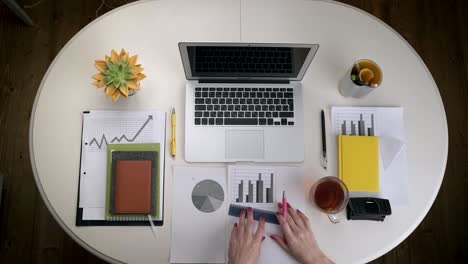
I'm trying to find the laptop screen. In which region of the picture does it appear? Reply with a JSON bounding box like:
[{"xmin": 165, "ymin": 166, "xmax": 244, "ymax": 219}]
[{"xmin": 179, "ymin": 43, "xmax": 319, "ymax": 81}]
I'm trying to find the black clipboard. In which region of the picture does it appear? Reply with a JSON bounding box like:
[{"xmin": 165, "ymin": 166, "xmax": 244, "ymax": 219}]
[{"xmin": 76, "ymin": 111, "xmax": 165, "ymax": 226}]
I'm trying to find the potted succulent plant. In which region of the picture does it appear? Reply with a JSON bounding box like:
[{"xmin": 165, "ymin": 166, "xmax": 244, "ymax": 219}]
[{"xmin": 92, "ymin": 49, "xmax": 146, "ymax": 101}]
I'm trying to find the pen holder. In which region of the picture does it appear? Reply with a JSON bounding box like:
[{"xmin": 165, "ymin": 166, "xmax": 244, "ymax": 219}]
[{"xmin": 339, "ymin": 59, "xmax": 382, "ymax": 98}]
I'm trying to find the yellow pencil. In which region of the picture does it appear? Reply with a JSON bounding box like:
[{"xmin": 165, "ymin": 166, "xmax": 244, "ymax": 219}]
[{"xmin": 170, "ymin": 108, "xmax": 176, "ymax": 158}]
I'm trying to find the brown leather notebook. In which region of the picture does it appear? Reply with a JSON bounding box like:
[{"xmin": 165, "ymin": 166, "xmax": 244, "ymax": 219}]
[{"xmin": 114, "ymin": 160, "xmax": 152, "ymax": 214}]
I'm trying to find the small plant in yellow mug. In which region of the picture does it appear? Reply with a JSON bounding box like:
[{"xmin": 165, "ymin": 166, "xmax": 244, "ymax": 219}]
[{"xmin": 92, "ymin": 49, "xmax": 146, "ymax": 101}]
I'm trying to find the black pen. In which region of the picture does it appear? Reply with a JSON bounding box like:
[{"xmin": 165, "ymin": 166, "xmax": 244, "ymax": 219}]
[{"xmin": 321, "ymin": 110, "xmax": 327, "ymax": 170}]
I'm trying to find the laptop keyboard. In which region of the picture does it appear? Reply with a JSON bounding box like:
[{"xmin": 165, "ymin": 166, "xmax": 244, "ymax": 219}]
[{"xmin": 194, "ymin": 87, "xmax": 295, "ymax": 126}]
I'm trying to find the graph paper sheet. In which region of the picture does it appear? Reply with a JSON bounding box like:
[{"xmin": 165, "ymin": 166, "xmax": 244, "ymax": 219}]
[
  {"xmin": 79, "ymin": 110, "xmax": 166, "ymax": 220},
  {"xmin": 331, "ymin": 107, "xmax": 409, "ymax": 206},
  {"xmin": 332, "ymin": 107, "xmax": 378, "ymax": 136},
  {"xmin": 227, "ymin": 165, "xmax": 306, "ymax": 264}
]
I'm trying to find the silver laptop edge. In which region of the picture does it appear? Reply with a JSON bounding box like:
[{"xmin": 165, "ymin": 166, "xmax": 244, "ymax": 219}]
[{"xmin": 179, "ymin": 42, "xmax": 318, "ymax": 82}]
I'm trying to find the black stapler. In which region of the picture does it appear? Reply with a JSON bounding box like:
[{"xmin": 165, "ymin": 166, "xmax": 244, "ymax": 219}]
[{"xmin": 347, "ymin": 197, "xmax": 392, "ymax": 221}]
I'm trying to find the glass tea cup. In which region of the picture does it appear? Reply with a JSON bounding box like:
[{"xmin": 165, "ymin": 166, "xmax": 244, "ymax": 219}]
[
  {"xmin": 338, "ymin": 59, "xmax": 383, "ymax": 98},
  {"xmin": 310, "ymin": 176, "xmax": 349, "ymax": 223}
]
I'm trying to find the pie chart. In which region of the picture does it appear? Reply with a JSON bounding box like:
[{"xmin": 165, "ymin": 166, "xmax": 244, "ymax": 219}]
[{"xmin": 192, "ymin": 180, "xmax": 224, "ymax": 213}]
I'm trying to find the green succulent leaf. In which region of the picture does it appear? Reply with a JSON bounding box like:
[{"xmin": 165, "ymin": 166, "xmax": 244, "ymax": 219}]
[{"xmin": 102, "ymin": 59, "xmax": 134, "ymax": 88}]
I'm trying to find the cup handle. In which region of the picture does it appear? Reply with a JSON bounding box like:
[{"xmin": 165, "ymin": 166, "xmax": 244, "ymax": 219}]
[{"xmin": 328, "ymin": 214, "xmax": 340, "ymax": 224}]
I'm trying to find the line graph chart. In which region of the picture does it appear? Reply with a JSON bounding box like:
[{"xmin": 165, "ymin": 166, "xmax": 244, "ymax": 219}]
[
  {"xmin": 84, "ymin": 113, "xmax": 156, "ymax": 152},
  {"xmin": 88, "ymin": 115, "xmax": 153, "ymax": 149}
]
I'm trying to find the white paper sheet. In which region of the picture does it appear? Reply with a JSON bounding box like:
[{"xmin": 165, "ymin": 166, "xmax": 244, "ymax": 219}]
[
  {"xmin": 331, "ymin": 107, "xmax": 409, "ymax": 206},
  {"xmin": 171, "ymin": 167, "xmax": 227, "ymax": 264},
  {"xmin": 79, "ymin": 110, "xmax": 166, "ymax": 220},
  {"xmin": 380, "ymin": 135, "xmax": 404, "ymax": 170},
  {"xmin": 226, "ymin": 165, "xmax": 306, "ymax": 264},
  {"xmin": 82, "ymin": 207, "xmax": 105, "ymax": 220}
]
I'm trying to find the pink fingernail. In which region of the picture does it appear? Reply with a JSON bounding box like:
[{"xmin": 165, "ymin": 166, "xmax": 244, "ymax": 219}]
[
  {"xmin": 234, "ymin": 223, "xmax": 237, "ymax": 228},
  {"xmin": 241, "ymin": 209, "xmax": 245, "ymax": 215},
  {"xmin": 270, "ymin": 235, "xmax": 276, "ymax": 240},
  {"xmin": 248, "ymin": 207, "xmax": 253, "ymax": 213},
  {"xmin": 259, "ymin": 215, "xmax": 265, "ymax": 221},
  {"xmin": 287, "ymin": 203, "xmax": 291, "ymax": 208},
  {"xmin": 262, "ymin": 236, "xmax": 266, "ymax": 241},
  {"xmin": 277, "ymin": 202, "xmax": 283, "ymax": 208},
  {"xmin": 297, "ymin": 209, "xmax": 302, "ymax": 214}
]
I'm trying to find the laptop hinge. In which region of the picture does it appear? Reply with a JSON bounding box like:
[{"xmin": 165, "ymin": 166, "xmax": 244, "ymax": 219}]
[{"xmin": 199, "ymin": 79, "xmax": 290, "ymax": 84}]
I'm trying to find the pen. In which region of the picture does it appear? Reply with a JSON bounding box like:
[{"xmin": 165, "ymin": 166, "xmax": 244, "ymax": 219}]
[
  {"xmin": 321, "ymin": 110, "xmax": 327, "ymax": 170},
  {"xmin": 148, "ymin": 214, "xmax": 158, "ymax": 238},
  {"xmin": 170, "ymin": 108, "xmax": 176, "ymax": 158},
  {"xmin": 282, "ymin": 191, "xmax": 287, "ymax": 221}
]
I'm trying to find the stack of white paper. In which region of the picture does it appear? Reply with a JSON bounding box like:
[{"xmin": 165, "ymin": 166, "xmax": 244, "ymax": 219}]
[{"xmin": 79, "ymin": 110, "xmax": 166, "ymax": 221}]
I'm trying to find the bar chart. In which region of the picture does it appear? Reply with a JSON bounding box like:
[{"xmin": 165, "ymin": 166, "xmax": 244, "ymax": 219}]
[
  {"xmin": 230, "ymin": 167, "xmax": 276, "ymax": 210},
  {"xmin": 332, "ymin": 108, "xmax": 378, "ymax": 136}
]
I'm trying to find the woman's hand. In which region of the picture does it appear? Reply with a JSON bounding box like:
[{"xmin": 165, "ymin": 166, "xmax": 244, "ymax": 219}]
[
  {"xmin": 228, "ymin": 207, "xmax": 266, "ymax": 264},
  {"xmin": 271, "ymin": 203, "xmax": 333, "ymax": 264}
]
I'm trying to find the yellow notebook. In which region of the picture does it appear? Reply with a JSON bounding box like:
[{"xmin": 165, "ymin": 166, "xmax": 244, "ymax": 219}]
[{"xmin": 338, "ymin": 135, "xmax": 379, "ymax": 192}]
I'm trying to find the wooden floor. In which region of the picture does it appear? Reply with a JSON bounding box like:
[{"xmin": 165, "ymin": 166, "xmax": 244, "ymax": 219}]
[{"xmin": 0, "ymin": 0, "xmax": 466, "ymax": 263}]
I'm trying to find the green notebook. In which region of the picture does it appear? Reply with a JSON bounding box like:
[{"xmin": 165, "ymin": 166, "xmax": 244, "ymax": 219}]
[{"xmin": 105, "ymin": 143, "xmax": 161, "ymax": 221}]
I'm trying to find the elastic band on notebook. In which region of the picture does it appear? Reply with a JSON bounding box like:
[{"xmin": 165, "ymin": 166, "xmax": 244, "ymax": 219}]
[{"xmin": 148, "ymin": 214, "xmax": 157, "ymax": 238}]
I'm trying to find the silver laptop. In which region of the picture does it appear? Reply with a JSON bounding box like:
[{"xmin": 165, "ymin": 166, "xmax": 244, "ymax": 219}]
[{"xmin": 179, "ymin": 42, "xmax": 319, "ymax": 162}]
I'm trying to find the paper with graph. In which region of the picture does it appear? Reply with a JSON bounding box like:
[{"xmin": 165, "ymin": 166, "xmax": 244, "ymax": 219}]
[
  {"xmin": 228, "ymin": 166, "xmax": 277, "ymax": 210},
  {"xmin": 331, "ymin": 107, "xmax": 409, "ymax": 206},
  {"xmin": 79, "ymin": 110, "xmax": 166, "ymax": 220},
  {"xmin": 332, "ymin": 107, "xmax": 378, "ymax": 137},
  {"xmin": 226, "ymin": 165, "xmax": 306, "ymax": 264}
]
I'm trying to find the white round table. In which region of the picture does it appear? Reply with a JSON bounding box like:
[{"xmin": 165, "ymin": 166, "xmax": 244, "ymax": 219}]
[{"xmin": 30, "ymin": 0, "xmax": 448, "ymax": 263}]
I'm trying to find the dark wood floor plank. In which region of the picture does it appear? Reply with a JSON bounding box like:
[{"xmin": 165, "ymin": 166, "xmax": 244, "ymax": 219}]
[
  {"xmin": 0, "ymin": 0, "xmax": 467, "ymax": 263},
  {"xmin": 0, "ymin": 1, "xmax": 48, "ymax": 262},
  {"xmin": 26, "ymin": 1, "xmax": 66, "ymax": 264},
  {"xmin": 21, "ymin": 1, "xmax": 68, "ymax": 264}
]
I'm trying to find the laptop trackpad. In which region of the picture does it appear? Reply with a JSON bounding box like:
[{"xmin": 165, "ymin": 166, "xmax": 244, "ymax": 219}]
[{"xmin": 225, "ymin": 130, "xmax": 264, "ymax": 160}]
